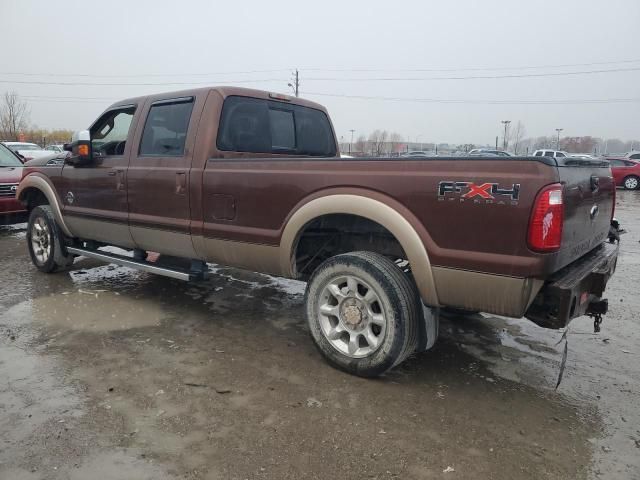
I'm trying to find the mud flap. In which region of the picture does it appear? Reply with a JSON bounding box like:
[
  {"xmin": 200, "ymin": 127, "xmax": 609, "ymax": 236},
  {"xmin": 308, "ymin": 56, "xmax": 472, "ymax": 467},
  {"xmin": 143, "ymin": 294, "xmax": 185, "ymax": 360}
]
[{"xmin": 417, "ymin": 305, "xmax": 439, "ymax": 351}]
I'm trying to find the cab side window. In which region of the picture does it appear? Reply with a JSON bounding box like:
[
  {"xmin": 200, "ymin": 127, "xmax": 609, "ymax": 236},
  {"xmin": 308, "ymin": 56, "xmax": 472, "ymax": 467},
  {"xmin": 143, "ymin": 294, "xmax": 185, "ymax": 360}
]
[
  {"xmin": 139, "ymin": 97, "xmax": 194, "ymax": 157},
  {"xmin": 90, "ymin": 106, "xmax": 136, "ymax": 156}
]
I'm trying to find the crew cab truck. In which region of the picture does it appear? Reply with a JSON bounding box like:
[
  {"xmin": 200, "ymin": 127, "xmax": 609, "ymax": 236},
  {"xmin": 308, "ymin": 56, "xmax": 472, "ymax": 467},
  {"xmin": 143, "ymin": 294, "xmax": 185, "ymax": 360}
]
[{"xmin": 18, "ymin": 87, "xmax": 619, "ymax": 377}]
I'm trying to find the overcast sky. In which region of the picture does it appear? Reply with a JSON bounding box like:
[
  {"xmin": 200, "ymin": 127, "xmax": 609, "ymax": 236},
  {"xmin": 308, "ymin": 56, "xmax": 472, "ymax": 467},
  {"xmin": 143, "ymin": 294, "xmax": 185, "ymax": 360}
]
[{"xmin": 2, "ymin": 0, "xmax": 639, "ymax": 144}]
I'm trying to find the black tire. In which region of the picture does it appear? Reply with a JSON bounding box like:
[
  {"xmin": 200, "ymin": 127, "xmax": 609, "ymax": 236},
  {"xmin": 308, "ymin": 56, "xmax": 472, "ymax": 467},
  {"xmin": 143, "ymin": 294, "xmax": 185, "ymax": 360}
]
[
  {"xmin": 305, "ymin": 251, "xmax": 421, "ymax": 377},
  {"xmin": 26, "ymin": 205, "xmax": 75, "ymax": 273},
  {"xmin": 623, "ymin": 175, "xmax": 639, "ymax": 190}
]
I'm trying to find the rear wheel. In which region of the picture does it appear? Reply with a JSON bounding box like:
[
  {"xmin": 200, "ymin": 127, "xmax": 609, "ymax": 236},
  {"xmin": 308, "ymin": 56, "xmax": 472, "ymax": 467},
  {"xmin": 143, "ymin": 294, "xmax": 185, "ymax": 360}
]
[
  {"xmin": 27, "ymin": 205, "xmax": 75, "ymax": 273},
  {"xmin": 305, "ymin": 251, "xmax": 420, "ymax": 377},
  {"xmin": 623, "ymin": 175, "xmax": 639, "ymax": 190}
]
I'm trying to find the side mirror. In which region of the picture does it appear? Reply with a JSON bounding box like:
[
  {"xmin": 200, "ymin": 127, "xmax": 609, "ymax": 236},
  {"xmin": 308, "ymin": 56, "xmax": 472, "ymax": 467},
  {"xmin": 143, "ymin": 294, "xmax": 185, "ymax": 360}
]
[{"xmin": 65, "ymin": 130, "xmax": 93, "ymax": 166}]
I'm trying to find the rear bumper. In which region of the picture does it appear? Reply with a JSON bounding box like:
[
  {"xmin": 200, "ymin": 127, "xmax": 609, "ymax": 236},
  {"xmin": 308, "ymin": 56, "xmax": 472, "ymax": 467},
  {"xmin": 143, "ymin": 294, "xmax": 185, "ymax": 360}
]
[{"xmin": 525, "ymin": 242, "xmax": 618, "ymax": 329}]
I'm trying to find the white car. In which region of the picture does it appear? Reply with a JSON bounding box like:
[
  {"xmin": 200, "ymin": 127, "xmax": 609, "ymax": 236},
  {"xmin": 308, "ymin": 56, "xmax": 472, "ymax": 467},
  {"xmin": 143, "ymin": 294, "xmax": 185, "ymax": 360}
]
[
  {"xmin": 532, "ymin": 149, "xmax": 569, "ymax": 158},
  {"xmin": 45, "ymin": 144, "xmax": 66, "ymax": 153},
  {"xmin": 3, "ymin": 142, "xmax": 52, "ymax": 162},
  {"xmin": 569, "ymin": 153, "xmax": 598, "ymax": 160}
]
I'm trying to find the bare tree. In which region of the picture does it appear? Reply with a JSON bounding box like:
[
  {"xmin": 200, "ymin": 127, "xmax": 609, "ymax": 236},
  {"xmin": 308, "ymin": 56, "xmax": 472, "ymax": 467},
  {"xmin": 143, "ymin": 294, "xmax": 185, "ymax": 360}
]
[
  {"xmin": 389, "ymin": 132, "xmax": 404, "ymax": 155},
  {"xmin": 354, "ymin": 134, "xmax": 367, "ymax": 155},
  {"xmin": 368, "ymin": 130, "xmax": 389, "ymax": 156},
  {"xmin": 0, "ymin": 91, "xmax": 30, "ymax": 140},
  {"xmin": 512, "ymin": 121, "xmax": 526, "ymax": 154}
]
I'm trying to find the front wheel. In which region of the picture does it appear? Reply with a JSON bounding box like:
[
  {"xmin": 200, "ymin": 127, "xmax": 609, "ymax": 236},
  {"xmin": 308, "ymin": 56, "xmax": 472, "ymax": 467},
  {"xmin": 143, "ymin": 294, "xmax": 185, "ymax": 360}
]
[
  {"xmin": 27, "ymin": 205, "xmax": 75, "ymax": 273},
  {"xmin": 623, "ymin": 175, "xmax": 639, "ymax": 190},
  {"xmin": 305, "ymin": 251, "xmax": 420, "ymax": 377}
]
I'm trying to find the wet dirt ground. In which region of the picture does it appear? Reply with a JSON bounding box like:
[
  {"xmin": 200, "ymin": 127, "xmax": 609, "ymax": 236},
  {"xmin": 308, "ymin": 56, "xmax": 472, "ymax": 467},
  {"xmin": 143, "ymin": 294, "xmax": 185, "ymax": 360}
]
[{"xmin": 1, "ymin": 191, "xmax": 639, "ymax": 480}]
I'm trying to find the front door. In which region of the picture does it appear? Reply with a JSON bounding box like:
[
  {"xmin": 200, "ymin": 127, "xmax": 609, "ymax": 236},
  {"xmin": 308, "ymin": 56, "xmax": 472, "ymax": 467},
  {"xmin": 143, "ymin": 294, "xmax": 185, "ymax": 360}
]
[
  {"xmin": 126, "ymin": 95, "xmax": 200, "ymax": 258},
  {"xmin": 62, "ymin": 104, "xmax": 139, "ymax": 247}
]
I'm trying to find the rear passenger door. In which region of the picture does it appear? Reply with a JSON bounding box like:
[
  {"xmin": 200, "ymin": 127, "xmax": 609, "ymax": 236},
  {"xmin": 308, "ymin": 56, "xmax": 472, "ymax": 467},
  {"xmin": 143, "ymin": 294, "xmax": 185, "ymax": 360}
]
[
  {"xmin": 201, "ymin": 95, "xmax": 336, "ymax": 260},
  {"xmin": 126, "ymin": 96, "xmax": 203, "ymax": 258}
]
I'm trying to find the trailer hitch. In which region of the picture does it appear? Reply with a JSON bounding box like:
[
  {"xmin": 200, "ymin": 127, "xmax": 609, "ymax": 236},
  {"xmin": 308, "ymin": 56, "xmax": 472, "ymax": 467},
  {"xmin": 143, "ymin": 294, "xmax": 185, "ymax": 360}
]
[{"xmin": 587, "ymin": 299, "xmax": 608, "ymax": 333}]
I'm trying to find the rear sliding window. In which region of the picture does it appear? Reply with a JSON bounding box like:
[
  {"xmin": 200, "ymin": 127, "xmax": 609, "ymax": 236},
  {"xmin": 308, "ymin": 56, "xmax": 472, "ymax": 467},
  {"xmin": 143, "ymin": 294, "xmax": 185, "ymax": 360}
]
[{"xmin": 216, "ymin": 96, "xmax": 336, "ymax": 156}]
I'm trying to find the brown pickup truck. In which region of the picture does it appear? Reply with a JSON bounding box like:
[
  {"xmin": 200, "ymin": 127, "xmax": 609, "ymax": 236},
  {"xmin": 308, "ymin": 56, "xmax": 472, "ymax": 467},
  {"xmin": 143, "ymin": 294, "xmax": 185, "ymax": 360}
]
[{"xmin": 17, "ymin": 86, "xmax": 619, "ymax": 377}]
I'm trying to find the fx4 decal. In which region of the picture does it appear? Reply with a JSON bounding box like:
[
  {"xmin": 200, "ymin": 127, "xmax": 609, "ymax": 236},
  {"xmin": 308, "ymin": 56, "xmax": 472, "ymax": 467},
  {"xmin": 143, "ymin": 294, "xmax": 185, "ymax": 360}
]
[{"xmin": 438, "ymin": 181, "xmax": 520, "ymax": 205}]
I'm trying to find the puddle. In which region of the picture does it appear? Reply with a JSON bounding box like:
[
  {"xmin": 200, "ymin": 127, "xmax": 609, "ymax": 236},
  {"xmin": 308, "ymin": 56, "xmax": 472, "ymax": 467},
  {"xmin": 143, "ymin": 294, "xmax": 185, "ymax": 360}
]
[{"xmin": 7, "ymin": 291, "xmax": 166, "ymax": 332}]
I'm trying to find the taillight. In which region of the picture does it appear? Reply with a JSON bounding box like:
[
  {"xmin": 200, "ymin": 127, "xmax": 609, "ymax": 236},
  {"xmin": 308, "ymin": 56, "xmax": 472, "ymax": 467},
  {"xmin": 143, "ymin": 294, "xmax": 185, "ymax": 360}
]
[{"xmin": 528, "ymin": 183, "xmax": 564, "ymax": 252}]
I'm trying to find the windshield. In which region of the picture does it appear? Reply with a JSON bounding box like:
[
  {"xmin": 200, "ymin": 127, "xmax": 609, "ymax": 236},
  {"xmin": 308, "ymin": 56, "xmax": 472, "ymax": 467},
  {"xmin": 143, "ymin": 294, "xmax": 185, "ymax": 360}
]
[{"xmin": 0, "ymin": 144, "xmax": 23, "ymax": 167}]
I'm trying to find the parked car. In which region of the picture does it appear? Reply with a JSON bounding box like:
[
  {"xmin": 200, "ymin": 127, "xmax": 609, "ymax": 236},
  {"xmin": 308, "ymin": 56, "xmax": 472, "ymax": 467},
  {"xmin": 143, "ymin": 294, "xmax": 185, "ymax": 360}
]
[
  {"xmin": 532, "ymin": 149, "xmax": 569, "ymax": 158},
  {"xmin": 3, "ymin": 142, "xmax": 52, "ymax": 162},
  {"xmin": 401, "ymin": 150, "xmax": 431, "ymax": 158},
  {"xmin": 468, "ymin": 149, "xmax": 512, "ymax": 157},
  {"xmin": 0, "ymin": 142, "xmax": 27, "ymax": 224},
  {"xmin": 24, "ymin": 151, "xmax": 68, "ymax": 167},
  {"xmin": 45, "ymin": 144, "xmax": 66, "ymax": 153},
  {"xmin": 569, "ymin": 153, "xmax": 599, "ymax": 160},
  {"xmin": 18, "ymin": 86, "xmax": 618, "ymax": 377},
  {"xmin": 607, "ymin": 151, "xmax": 640, "ymax": 160},
  {"xmin": 607, "ymin": 157, "xmax": 640, "ymax": 189}
]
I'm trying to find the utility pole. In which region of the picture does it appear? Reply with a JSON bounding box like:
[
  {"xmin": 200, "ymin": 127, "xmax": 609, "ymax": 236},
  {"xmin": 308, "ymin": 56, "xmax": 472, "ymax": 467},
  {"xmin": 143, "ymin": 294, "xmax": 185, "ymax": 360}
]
[
  {"xmin": 349, "ymin": 129, "xmax": 355, "ymax": 154},
  {"xmin": 501, "ymin": 120, "xmax": 511, "ymax": 151},
  {"xmin": 288, "ymin": 69, "xmax": 300, "ymax": 97},
  {"xmin": 555, "ymin": 128, "xmax": 563, "ymax": 150},
  {"xmin": 495, "ymin": 136, "xmax": 498, "ymax": 149}
]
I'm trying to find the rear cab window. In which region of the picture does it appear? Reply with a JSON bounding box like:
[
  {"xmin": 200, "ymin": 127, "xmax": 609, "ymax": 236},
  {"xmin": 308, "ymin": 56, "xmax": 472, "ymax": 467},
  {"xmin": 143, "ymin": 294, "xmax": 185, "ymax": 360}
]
[{"xmin": 216, "ymin": 96, "xmax": 336, "ymax": 156}]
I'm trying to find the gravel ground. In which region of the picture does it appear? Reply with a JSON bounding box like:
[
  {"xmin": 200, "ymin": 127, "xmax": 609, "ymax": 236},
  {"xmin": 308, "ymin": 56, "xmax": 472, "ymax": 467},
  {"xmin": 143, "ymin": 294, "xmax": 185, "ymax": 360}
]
[{"xmin": 1, "ymin": 190, "xmax": 638, "ymax": 480}]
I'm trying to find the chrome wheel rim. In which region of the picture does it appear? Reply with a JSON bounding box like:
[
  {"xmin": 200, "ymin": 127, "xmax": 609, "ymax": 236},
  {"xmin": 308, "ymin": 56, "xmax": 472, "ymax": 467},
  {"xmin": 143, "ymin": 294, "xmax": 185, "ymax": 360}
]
[
  {"xmin": 317, "ymin": 275, "xmax": 387, "ymax": 358},
  {"xmin": 31, "ymin": 216, "xmax": 52, "ymax": 264},
  {"xmin": 625, "ymin": 177, "xmax": 638, "ymax": 189}
]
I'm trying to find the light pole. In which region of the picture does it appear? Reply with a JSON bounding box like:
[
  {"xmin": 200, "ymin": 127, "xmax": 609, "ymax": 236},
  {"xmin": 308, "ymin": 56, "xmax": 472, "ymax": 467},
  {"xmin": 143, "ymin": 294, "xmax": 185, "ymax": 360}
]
[
  {"xmin": 501, "ymin": 120, "xmax": 511, "ymax": 151},
  {"xmin": 555, "ymin": 128, "xmax": 563, "ymax": 150},
  {"xmin": 349, "ymin": 129, "xmax": 355, "ymax": 154}
]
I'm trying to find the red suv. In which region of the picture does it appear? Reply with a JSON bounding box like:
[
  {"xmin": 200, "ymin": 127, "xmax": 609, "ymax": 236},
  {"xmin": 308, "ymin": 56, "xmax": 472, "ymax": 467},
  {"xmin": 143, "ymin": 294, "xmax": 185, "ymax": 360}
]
[
  {"xmin": 0, "ymin": 143, "xmax": 26, "ymax": 224},
  {"xmin": 608, "ymin": 154, "xmax": 640, "ymax": 190}
]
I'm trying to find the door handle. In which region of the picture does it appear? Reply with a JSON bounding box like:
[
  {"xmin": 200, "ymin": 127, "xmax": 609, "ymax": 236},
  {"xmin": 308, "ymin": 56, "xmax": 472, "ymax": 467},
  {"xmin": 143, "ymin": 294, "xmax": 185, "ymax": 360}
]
[
  {"xmin": 116, "ymin": 169, "xmax": 125, "ymax": 191},
  {"xmin": 175, "ymin": 172, "xmax": 187, "ymax": 195},
  {"xmin": 108, "ymin": 171, "xmax": 116, "ymax": 176}
]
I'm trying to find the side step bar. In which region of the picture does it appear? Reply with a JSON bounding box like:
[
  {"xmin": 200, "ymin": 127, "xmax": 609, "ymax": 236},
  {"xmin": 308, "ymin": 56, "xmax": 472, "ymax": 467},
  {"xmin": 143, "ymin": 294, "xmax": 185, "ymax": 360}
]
[{"xmin": 67, "ymin": 246, "xmax": 198, "ymax": 281}]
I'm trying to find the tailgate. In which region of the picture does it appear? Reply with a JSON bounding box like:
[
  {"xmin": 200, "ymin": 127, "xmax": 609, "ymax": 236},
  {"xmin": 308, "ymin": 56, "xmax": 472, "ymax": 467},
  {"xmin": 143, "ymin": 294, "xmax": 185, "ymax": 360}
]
[{"xmin": 553, "ymin": 157, "xmax": 614, "ymax": 271}]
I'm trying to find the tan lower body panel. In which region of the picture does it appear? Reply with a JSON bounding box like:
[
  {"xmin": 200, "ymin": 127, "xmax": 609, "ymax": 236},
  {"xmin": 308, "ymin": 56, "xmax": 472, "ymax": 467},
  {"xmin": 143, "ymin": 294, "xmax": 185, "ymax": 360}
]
[
  {"xmin": 193, "ymin": 235, "xmax": 281, "ymax": 276},
  {"xmin": 65, "ymin": 215, "xmax": 137, "ymax": 249},
  {"xmin": 432, "ymin": 266, "xmax": 544, "ymax": 317},
  {"xmin": 130, "ymin": 226, "xmax": 198, "ymax": 259}
]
